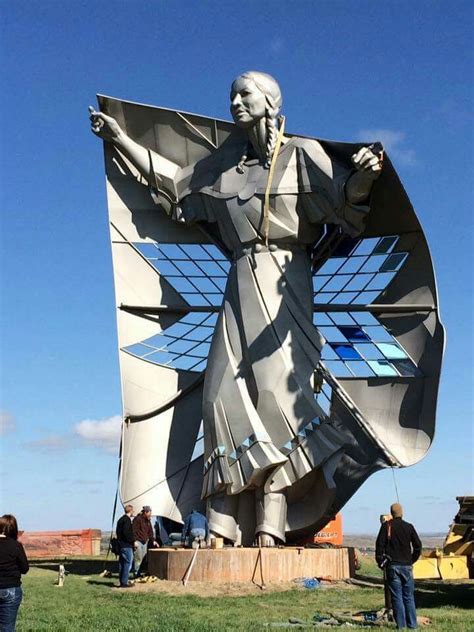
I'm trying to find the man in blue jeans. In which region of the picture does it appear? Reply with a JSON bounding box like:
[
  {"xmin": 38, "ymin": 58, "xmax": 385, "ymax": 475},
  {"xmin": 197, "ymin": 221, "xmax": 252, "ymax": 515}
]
[
  {"xmin": 376, "ymin": 503, "xmax": 422, "ymax": 629},
  {"xmin": 182, "ymin": 509, "xmax": 209, "ymax": 548},
  {"xmin": 116, "ymin": 504, "xmax": 135, "ymax": 588}
]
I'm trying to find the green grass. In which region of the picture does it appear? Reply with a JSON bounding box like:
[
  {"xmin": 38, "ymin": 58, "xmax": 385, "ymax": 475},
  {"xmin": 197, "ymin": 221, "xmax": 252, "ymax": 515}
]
[{"xmin": 16, "ymin": 556, "xmax": 474, "ymax": 631}]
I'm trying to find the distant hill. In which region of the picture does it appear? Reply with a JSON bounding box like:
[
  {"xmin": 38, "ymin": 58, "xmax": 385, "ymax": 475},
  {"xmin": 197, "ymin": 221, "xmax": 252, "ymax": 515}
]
[{"xmin": 344, "ymin": 533, "xmax": 445, "ymax": 552}]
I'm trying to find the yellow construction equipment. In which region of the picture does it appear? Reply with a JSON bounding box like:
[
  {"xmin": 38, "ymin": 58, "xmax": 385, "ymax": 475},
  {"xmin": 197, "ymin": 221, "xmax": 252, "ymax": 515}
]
[{"xmin": 414, "ymin": 496, "xmax": 474, "ymax": 580}]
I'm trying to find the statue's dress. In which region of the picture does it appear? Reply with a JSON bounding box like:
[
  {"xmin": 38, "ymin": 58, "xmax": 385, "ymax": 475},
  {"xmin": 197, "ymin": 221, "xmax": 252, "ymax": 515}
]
[{"xmin": 152, "ymin": 135, "xmax": 369, "ymax": 542}]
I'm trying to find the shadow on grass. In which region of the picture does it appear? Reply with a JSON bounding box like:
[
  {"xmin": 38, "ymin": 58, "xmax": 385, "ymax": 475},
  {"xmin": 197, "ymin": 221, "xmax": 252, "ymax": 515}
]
[
  {"xmin": 415, "ymin": 581, "xmax": 474, "ymax": 610},
  {"xmin": 29, "ymin": 557, "xmax": 115, "ymax": 576},
  {"xmin": 86, "ymin": 580, "xmax": 116, "ymax": 587},
  {"xmin": 353, "ymin": 573, "xmax": 474, "ymax": 610}
]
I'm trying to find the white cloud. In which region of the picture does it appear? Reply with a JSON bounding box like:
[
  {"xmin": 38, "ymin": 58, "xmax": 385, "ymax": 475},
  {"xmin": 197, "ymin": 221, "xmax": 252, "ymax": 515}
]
[
  {"xmin": 269, "ymin": 37, "xmax": 285, "ymax": 54},
  {"xmin": 24, "ymin": 434, "xmax": 69, "ymax": 452},
  {"xmin": 356, "ymin": 128, "xmax": 417, "ymax": 166},
  {"xmin": 0, "ymin": 411, "xmax": 16, "ymax": 435},
  {"xmin": 74, "ymin": 415, "xmax": 122, "ymax": 453}
]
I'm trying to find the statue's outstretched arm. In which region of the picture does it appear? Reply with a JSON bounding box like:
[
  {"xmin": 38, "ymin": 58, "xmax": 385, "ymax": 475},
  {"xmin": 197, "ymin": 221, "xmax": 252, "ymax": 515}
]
[
  {"xmin": 88, "ymin": 106, "xmax": 180, "ymax": 188},
  {"xmin": 345, "ymin": 146, "xmax": 383, "ymax": 204}
]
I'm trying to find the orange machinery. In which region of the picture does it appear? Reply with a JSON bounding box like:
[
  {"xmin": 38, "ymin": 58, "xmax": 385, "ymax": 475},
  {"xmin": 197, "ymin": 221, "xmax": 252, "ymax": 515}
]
[{"xmin": 294, "ymin": 514, "xmax": 343, "ymax": 546}]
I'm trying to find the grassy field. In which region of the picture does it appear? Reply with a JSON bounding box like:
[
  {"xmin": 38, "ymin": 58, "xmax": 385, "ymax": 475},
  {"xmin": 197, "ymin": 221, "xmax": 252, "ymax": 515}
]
[{"xmin": 17, "ymin": 555, "xmax": 473, "ymax": 631}]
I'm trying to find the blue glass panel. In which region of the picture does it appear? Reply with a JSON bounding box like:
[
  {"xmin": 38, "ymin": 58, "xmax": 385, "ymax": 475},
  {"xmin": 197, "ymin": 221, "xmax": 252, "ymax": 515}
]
[
  {"xmin": 313, "ymin": 276, "xmax": 331, "ymax": 291},
  {"xmin": 167, "ymin": 277, "xmax": 196, "ymax": 293},
  {"xmin": 181, "ymin": 294, "xmax": 210, "ymax": 306},
  {"xmin": 343, "ymin": 274, "xmax": 373, "ymax": 292},
  {"xmin": 153, "ymin": 260, "xmax": 182, "ymax": 276},
  {"xmin": 351, "ymin": 291, "xmax": 380, "ymax": 305},
  {"xmin": 135, "ymin": 243, "xmax": 159, "ymax": 258},
  {"xmin": 159, "ymin": 244, "xmax": 189, "ymax": 260},
  {"xmin": 350, "ymin": 311, "xmax": 380, "ymax": 326},
  {"xmin": 167, "ymin": 339, "xmax": 200, "ymax": 353},
  {"xmin": 315, "ymin": 392, "xmax": 331, "ymax": 415},
  {"xmin": 203, "ymin": 244, "xmax": 227, "ymax": 260},
  {"xmin": 141, "ymin": 334, "xmax": 175, "ymax": 349},
  {"xmin": 212, "ymin": 277, "xmax": 227, "ymax": 291},
  {"xmin": 365, "ymin": 272, "xmax": 396, "ymax": 291},
  {"xmin": 123, "ymin": 343, "xmax": 155, "ymax": 357},
  {"xmin": 376, "ymin": 343, "xmax": 408, "ymax": 359},
  {"xmin": 363, "ymin": 326, "xmax": 395, "ymax": 342},
  {"xmin": 313, "ymin": 312, "xmax": 333, "ymax": 326},
  {"xmin": 391, "ymin": 359, "xmax": 421, "ymax": 377},
  {"xmin": 352, "ymin": 238, "xmax": 380, "ymax": 256},
  {"xmin": 322, "ymin": 360, "xmax": 353, "ymax": 377},
  {"xmin": 345, "ymin": 361, "xmax": 375, "ymax": 377},
  {"xmin": 172, "ymin": 355, "xmax": 203, "ymax": 370},
  {"xmin": 338, "ymin": 326, "xmax": 371, "ymax": 342},
  {"xmin": 189, "ymin": 342, "xmax": 211, "ymax": 357},
  {"xmin": 204, "ymin": 294, "xmax": 223, "ymax": 306},
  {"xmin": 321, "ymin": 344, "xmax": 339, "ymax": 360},
  {"xmin": 180, "ymin": 244, "xmax": 212, "ymax": 260},
  {"xmin": 203, "ymin": 313, "xmax": 219, "ymax": 326},
  {"xmin": 330, "ymin": 343, "xmax": 362, "ymax": 360},
  {"xmin": 330, "ymin": 292, "xmax": 358, "ymax": 304},
  {"xmin": 198, "ymin": 261, "xmax": 227, "ymax": 276},
  {"xmin": 218, "ymin": 260, "xmax": 231, "ymax": 273},
  {"xmin": 181, "ymin": 312, "xmax": 211, "ymax": 325},
  {"xmin": 191, "ymin": 437, "xmax": 205, "ymax": 460},
  {"xmin": 192, "ymin": 360, "xmax": 208, "ymax": 372},
  {"xmin": 315, "ymin": 292, "xmax": 337, "ymax": 304},
  {"xmin": 318, "ymin": 326, "xmax": 348, "ymax": 343},
  {"xmin": 190, "ymin": 277, "xmax": 221, "ymax": 292},
  {"xmin": 329, "ymin": 312, "xmax": 356, "ymax": 326},
  {"xmin": 165, "ymin": 323, "xmax": 195, "ymax": 338},
  {"xmin": 146, "ymin": 350, "xmax": 178, "ymax": 365},
  {"xmin": 321, "ymin": 383, "xmax": 332, "ymax": 399},
  {"xmin": 380, "ymin": 253, "xmax": 407, "ymax": 272},
  {"xmin": 323, "ymin": 274, "xmax": 352, "ymax": 291},
  {"xmin": 360, "ymin": 256, "xmax": 388, "ymax": 273},
  {"xmin": 185, "ymin": 326, "xmax": 213, "ymax": 342},
  {"xmin": 354, "ymin": 343, "xmax": 385, "ymax": 360},
  {"xmin": 367, "ymin": 360, "xmax": 398, "ymax": 376},
  {"xmin": 338, "ymin": 256, "xmax": 367, "ymax": 274},
  {"xmin": 175, "ymin": 261, "xmax": 205, "ymax": 276},
  {"xmin": 317, "ymin": 258, "xmax": 346, "ymax": 275},
  {"xmin": 373, "ymin": 236, "xmax": 398, "ymax": 254}
]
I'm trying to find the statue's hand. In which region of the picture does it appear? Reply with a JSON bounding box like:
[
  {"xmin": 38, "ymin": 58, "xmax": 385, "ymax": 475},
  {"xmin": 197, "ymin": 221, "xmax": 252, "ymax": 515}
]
[
  {"xmin": 351, "ymin": 145, "xmax": 383, "ymax": 181},
  {"xmin": 88, "ymin": 106, "xmax": 122, "ymax": 143}
]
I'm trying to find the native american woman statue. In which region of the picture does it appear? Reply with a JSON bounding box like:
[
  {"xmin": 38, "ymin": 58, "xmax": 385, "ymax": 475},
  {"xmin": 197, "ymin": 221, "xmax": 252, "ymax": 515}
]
[{"xmin": 89, "ymin": 72, "xmax": 443, "ymax": 546}]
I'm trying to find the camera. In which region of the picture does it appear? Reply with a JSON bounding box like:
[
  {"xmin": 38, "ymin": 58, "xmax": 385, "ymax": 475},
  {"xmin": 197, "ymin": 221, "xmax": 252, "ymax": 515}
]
[{"xmin": 379, "ymin": 554, "xmax": 392, "ymax": 569}]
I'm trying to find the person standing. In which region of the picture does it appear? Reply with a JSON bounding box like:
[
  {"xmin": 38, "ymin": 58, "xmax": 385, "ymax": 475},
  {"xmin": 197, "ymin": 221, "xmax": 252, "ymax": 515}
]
[
  {"xmin": 0, "ymin": 514, "xmax": 29, "ymax": 631},
  {"xmin": 132, "ymin": 506, "xmax": 158, "ymax": 577},
  {"xmin": 116, "ymin": 504, "xmax": 135, "ymax": 588},
  {"xmin": 376, "ymin": 503, "xmax": 422, "ymax": 629}
]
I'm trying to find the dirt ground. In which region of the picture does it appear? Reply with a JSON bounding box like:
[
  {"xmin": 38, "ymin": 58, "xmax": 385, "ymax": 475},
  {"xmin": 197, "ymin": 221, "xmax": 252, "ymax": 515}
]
[{"xmin": 124, "ymin": 576, "xmax": 356, "ymax": 597}]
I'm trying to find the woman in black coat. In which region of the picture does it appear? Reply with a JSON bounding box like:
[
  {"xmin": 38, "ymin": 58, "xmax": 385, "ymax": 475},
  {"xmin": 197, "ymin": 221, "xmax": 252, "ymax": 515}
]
[{"xmin": 0, "ymin": 515, "xmax": 29, "ymax": 631}]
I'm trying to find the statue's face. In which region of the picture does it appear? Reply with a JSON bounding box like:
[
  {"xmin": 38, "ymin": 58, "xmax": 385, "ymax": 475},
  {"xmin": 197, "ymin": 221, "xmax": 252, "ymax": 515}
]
[{"xmin": 230, "ymin": 76, "xmax": 266, "ymax": 129}]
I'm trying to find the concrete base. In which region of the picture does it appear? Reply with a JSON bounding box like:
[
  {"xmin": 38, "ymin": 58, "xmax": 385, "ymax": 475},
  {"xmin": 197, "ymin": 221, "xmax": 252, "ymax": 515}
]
[{"xmin": 148, "ymin": 547, "xmax": 355, "ymax": 583}]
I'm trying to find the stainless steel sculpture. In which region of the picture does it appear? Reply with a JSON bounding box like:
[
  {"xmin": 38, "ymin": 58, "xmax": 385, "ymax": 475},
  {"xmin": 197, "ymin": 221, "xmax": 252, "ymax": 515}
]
[{"xmin": 89, "ymin": 72, "xmax": 444, "ymax": 546}]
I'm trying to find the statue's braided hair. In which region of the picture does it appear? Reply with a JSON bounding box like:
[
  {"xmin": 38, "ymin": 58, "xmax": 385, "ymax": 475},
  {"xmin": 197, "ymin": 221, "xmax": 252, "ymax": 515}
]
[{"xmin": 234, "ymin": 71, "xmax": 283, "ymax": 170}]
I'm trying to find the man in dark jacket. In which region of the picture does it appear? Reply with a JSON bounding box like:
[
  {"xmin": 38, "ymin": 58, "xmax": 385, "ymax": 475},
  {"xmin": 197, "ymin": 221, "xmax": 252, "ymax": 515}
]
[
  {"xmin": 132, "ymin": 506, "xmax": 158, "ymax": 577},
  {"xmin": 116, "ymin": 504, "xmax": 135, "ymax": 588},
  {"xmin": 376, "ymin": 503, "xmax": 422, "ymax": 629}
]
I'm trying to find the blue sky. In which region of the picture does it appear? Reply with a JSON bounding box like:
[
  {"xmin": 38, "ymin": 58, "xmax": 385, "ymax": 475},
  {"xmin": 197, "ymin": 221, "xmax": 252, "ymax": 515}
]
[{"xmin": 1, "ymin": 1, "xmax": 472, "ymax": 535}]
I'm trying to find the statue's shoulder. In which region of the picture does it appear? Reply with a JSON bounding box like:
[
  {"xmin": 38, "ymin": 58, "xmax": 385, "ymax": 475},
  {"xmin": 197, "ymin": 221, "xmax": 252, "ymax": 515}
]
[
  {"xmin": 285, "ymin": 136, "xmax": 332, "ymax": 176},
  {"xmin": 286, "ymin": 135, "xmax": 328, "ymax": 157}
]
